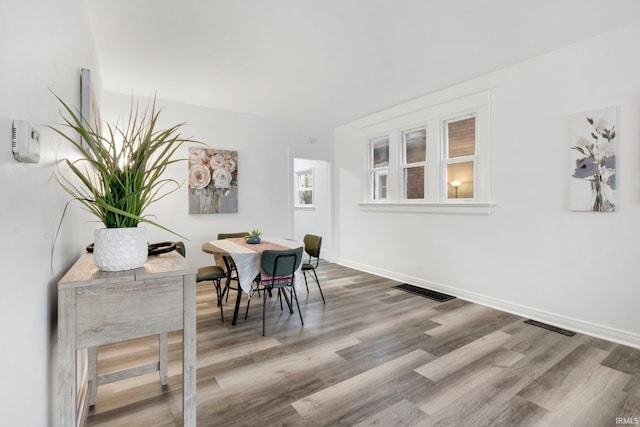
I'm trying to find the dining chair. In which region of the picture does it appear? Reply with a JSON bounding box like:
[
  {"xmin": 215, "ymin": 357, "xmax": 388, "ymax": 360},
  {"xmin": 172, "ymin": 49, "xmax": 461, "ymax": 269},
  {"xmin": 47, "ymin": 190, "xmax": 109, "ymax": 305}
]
[
  {"xmin": 245, "ymin": 247, "xmax": 304, "ymax": 336},
  {"xmin": 176, "ymin": 241, "xmax": 227, "ymax": 321},
  {"xmin": 216, "ymin": 232, "xmax": 249, "ymax": 302},
  {"xmin": 302, "ymin": 234, "xmax": 326, "ymax": 303}
]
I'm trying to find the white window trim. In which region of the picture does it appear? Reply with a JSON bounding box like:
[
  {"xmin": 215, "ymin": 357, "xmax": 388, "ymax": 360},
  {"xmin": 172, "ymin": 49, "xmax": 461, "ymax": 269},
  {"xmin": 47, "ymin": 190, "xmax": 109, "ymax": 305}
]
[
  {"xmin": 368, "ymin": 134, "xmax": 391, "ymax": 201},
  {"xmin": 400, "ymin": 125, "xmax": 427, "ymax": 200},
  {"xmin": 359, "ymin": 89, "xmax": 493, "ymax": 215},
  {"xmin": 294, "ymin": 168, "xmax": 314, "ymax": 208}
]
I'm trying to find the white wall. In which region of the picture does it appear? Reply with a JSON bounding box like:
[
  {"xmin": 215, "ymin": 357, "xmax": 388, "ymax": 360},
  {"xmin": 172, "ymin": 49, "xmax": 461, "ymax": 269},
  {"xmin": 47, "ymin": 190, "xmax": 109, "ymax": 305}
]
[
  {"xmin": 101, "ymin": 92, "xmax": 333, "ymax": 270},
  {"xmin": 334, "ymin": 23, "xmax": 640, "ymax": 347},
  {"xmin": 293, "ymin": 158, "xmax": 331, "ymax": 257},
  {"xmin": 0, "ymin": 0, "xmax": 100, "ymax": 425}
]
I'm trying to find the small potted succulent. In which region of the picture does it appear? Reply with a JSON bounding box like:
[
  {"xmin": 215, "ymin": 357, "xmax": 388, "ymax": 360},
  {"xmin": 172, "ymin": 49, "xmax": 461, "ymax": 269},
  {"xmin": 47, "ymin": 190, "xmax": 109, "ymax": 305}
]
[{"xmin": 245, "ymin": 229, "xmax": 262, "ymax": 244}]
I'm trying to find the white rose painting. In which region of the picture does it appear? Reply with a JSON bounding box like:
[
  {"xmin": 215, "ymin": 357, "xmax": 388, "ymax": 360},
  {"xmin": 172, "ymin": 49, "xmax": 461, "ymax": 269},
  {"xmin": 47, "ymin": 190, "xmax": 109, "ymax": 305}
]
[
  {"xmin": 188, "ymin": 147, "xmax": 238, "ymax": 214},
  {"xmin": 570, "ymin": 106, "xmax": 617, "ymax": 212}
]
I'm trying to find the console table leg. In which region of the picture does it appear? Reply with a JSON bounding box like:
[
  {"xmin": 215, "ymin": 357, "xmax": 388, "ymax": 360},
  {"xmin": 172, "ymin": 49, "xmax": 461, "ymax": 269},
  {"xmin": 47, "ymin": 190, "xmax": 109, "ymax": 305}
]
[
  {"xmin": 88, "ymin": 347, "xmax": 97, "ymax": 406},
  {"xmin": 183, "ymin": 274, "xmax": 197, "ymax": 426},
  {"xmin": 159, "ymin": 333, "xmax": 169, "ymax": 386},
  {"xmin": 58, "ymin": 289, "xmax": 76, "ymax": 427}
]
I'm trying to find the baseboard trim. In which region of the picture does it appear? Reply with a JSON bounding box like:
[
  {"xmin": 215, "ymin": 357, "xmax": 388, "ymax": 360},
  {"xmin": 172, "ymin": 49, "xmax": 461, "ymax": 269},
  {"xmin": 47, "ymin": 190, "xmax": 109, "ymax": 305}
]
[{"xmin": 338, "ymin": 258, "xmax": 640, "ymax": 349}]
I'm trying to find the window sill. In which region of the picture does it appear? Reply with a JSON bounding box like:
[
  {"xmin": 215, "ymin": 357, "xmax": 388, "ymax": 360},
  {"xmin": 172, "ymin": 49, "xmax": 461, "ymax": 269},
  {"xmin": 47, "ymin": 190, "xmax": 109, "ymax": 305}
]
[
  {"xmin": 358, "ymin": 201, "xmax": 493, "ymax": 215},
  {"xmin": 294, "ymin": 205, "xmax": 316, "ymax": 211}
]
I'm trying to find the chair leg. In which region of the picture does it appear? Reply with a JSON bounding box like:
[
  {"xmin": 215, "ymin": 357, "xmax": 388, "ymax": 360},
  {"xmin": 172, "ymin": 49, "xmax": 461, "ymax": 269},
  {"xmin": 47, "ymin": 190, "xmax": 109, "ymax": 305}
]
[
  {"xmin": 219, "ymin": 279, "xmax": 229, "ymax": 303},
  {"xmin": 262, "ymin": 289, "xmax": 268, "ymax": 336},
  {"xmin": 224, "ymin": 270, "xmax": 236, "ymax": 303},
  {"xmin": 252, "ymin": 276, "xmax": 262, "ymax": 299},
  {"xmin": 220, "ymin": 280, "xmax": 225, "ymax": 322},
  {"xmin": 277, "ymin": 289, "xmax": 284, "ymax": 311},
  {"xmin": 245, "ymin": 285, "xmax": 260, "ymax": 320},
  {"xmin": 312, "ymin": 269, "xmax": 325, "ymax": 304},
  {"xmin": 303, "ymin": 270, "xmax": 310, "ymax": 293},
  {"xmin": 215, "ymin": 279, "xmax": 224, "ymax": 323},
  {"xmin": 225, "ymin": 280, "xmax": 235, "ymax": 302},
  {"xmin": 291, "ymin": 284, "xmax": 304, "ymax": 326}
]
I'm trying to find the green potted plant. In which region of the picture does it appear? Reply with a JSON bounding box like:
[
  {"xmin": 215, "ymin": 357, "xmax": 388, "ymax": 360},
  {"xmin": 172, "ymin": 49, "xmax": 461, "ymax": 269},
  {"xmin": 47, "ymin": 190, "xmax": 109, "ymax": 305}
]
[
  {"xmin": 50, "ymin": 93, "xmax": 194, "ymax": 271},
  {"xmin": 245, "ymin": 229, "xmax": 262, "ymax": 244}
]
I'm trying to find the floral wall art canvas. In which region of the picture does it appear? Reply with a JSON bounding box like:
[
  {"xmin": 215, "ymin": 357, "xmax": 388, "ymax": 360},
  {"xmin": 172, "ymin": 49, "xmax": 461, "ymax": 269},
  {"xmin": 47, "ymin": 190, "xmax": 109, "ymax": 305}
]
[
  {"xmin": 570, "ymin": 106, "xmax": 617, "ymax": 212},
  {"xmin": 188, "ymin": 147, "xmax": 238, "ymax": 214}
]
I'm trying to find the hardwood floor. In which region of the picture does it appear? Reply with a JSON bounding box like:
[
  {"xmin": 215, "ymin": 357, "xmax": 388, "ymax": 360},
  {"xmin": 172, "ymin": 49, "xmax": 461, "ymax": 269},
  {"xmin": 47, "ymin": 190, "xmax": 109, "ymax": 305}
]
[{"xmin": 86, "ymin": 261, "xmax": 640, "ymax": 426}]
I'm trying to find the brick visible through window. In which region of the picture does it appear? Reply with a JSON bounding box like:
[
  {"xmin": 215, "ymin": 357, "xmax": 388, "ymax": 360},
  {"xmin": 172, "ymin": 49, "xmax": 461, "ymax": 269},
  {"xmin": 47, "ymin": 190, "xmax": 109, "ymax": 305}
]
[
  {"xmin": 403, "ymin": 126, "xmax": 426, "ymax": 199},
  {"xmin": 446, "ymin": 116, "xmax": 476, "ymax": 199}
]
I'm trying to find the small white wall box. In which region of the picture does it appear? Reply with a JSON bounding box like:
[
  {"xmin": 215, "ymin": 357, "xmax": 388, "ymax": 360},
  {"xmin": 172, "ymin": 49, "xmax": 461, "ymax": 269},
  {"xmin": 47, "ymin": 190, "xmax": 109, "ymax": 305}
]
[{"xmin": 12, "ymin": 120, "xmax": 40, "ymax": 163}]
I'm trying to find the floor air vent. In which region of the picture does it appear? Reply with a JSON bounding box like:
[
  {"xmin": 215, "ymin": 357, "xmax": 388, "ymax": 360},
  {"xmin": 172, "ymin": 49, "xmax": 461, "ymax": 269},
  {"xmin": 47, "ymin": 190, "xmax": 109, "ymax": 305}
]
[
  {"xmin": 393, "ymin": 284, "xmax": 456, "ymax": 302},
  {"xmin": 524, "ymin": 319, "xmax": 576, "ymax": 336}
]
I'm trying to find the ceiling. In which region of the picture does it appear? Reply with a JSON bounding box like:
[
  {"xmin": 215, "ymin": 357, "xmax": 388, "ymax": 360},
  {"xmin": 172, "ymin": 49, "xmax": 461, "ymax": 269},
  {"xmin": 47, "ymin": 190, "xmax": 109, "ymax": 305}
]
[{"xmin": 86, "ymin": 0, "xmax": 640, "ymax": 127}]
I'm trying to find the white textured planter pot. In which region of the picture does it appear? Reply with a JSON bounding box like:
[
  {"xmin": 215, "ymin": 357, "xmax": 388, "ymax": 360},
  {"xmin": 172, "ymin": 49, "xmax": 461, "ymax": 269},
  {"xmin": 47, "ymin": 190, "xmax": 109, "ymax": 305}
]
[{"xmin": 93, "ymin": 227, "xmax": 148, "ymax": 271}]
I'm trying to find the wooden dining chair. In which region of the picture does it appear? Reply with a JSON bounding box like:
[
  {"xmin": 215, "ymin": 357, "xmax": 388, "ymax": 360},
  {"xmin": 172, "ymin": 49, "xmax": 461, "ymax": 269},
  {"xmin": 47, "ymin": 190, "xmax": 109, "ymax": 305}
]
[
  {"xmin": 302, "ymin": 234, "xmax": 326, "ymax": 303},
  {"xmin": 176, "ymin": 241, "xmax": 227, "ymax": 321},
  {"xmin": 245, "ymin": 247, "xmax": 304, "ymax": 336}
]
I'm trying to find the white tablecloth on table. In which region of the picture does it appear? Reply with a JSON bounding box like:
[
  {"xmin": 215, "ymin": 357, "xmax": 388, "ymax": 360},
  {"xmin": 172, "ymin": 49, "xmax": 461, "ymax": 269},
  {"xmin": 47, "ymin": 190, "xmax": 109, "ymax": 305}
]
[{"xmin": 208, "ymin": 237, "xmax": 304, "ymax": 294}]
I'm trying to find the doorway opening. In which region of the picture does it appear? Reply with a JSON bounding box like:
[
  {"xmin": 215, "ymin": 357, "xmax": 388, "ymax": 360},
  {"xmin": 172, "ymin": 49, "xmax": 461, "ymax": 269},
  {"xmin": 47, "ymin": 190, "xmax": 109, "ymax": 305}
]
[{"xmin": 292, "ymin": 158, "xmax": 330, "ymax": 259}]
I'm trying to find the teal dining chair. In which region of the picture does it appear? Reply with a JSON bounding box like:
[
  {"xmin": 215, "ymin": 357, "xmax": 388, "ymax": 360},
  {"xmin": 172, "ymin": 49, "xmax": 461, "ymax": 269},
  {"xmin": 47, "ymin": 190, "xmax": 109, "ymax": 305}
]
[{"xmin": 246, "ymin": 247, "xmax": 304, "ymax": 336}]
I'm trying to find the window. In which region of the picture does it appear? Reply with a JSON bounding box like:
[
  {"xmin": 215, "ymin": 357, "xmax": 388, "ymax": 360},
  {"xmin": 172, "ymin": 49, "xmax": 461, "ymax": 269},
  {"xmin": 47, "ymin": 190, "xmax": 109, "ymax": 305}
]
[
  {"xmin": 445, "ymin": 116, "xmax": 476, "ymax": 200},
  {"xmin": 295, "ymin": 169, "xmax": 314, "ymax": 207},
  {"xmin": 369, "ymin": 135, "xmax": 389, "ymax": 200},
  {"xmin": 402, "ymin": 126, "xmax": 426, "ymax": 200},
  {"xmin": 359, "ymin": 89, "xmax": 492, "ymax": 214}
]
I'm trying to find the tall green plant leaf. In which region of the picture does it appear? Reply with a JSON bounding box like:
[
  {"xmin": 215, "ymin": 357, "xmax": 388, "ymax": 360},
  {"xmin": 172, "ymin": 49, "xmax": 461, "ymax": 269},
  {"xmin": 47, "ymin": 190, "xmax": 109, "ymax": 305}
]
[{"xmin": 50, "ymin": 91, "xmax": 200, "ymax": 239}]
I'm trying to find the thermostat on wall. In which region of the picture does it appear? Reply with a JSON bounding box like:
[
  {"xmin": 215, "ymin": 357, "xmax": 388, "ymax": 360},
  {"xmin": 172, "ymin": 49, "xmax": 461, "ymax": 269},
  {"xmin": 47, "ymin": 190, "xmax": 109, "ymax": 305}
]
[{"xmin": 12, "ymin": 120, "xmax": 40, "ymax": 163}]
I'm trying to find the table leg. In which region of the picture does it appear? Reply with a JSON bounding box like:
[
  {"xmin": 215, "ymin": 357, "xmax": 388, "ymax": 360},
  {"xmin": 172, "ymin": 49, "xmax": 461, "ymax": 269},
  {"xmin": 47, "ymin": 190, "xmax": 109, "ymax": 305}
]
[
  {"xmin": 183, "ymin": 273, "xmax": 197, "ymax": 426},
  {"xmin": 232, "ymin": 284, "xmax": 242, "ymax": 325}
]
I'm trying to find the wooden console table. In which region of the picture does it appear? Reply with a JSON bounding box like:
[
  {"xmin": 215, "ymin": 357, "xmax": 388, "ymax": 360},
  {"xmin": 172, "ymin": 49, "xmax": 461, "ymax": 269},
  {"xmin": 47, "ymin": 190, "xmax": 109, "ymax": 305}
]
[{"xmin": 57, "ymin": 251, "xmax": 197, "ymax": 426}]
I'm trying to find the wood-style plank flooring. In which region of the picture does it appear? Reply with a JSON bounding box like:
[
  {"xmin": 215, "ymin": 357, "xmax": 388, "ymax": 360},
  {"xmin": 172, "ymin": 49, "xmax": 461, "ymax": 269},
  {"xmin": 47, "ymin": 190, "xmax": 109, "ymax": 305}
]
[{"xmin": 86, "ymin": 261, "xmax": 640, "ymax": 426}]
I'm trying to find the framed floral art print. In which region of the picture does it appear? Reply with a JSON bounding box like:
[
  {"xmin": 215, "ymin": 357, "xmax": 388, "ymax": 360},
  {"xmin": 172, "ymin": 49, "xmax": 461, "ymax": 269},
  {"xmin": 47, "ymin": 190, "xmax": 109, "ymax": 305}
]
[
  {"xmin": 188, "ymin": 147, "xmax": 238, "ymax": 214},
  {"xmin": 570, "ymin": 106, "xmax": 617, "ymax": 212}
]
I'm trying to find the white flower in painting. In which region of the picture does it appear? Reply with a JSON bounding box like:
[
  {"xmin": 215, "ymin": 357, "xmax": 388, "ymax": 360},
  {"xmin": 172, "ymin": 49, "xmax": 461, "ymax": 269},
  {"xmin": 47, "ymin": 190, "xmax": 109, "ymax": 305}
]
[
  {"xmin": 212, "ymin": 153, "xmax": 225, "ymax": 168},
  {"xmin": 595, "ymin": 118, "xmax": 609, "ymax": 133},
  {"xmin": 189, "ymin": 163, "xmax": 211, "ymax": 189},
  {"xmin": 189, "ymin": 148, "xmax": 207, "ymax": 164},
  {"xmin": 575, "ymin": 136, "xmax": 590, "ymax": 147},
  {"xmin": 597, "ymin": 142, "xmax": 615, "ymax": 157},
  {"xmin": 212, "ymin": 167, "xmax": 232, "ymax": 189},
  {"xmin": 225, "ymin": 159, "xmax": 236, "ymax": 172}
]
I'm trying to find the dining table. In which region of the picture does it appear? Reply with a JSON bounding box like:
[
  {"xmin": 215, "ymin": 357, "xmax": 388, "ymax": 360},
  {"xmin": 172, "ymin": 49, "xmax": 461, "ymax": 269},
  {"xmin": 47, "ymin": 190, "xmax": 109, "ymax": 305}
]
[{"xmin": 201, "ymin": 237, "xmax": 304, "ymax": 325}]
